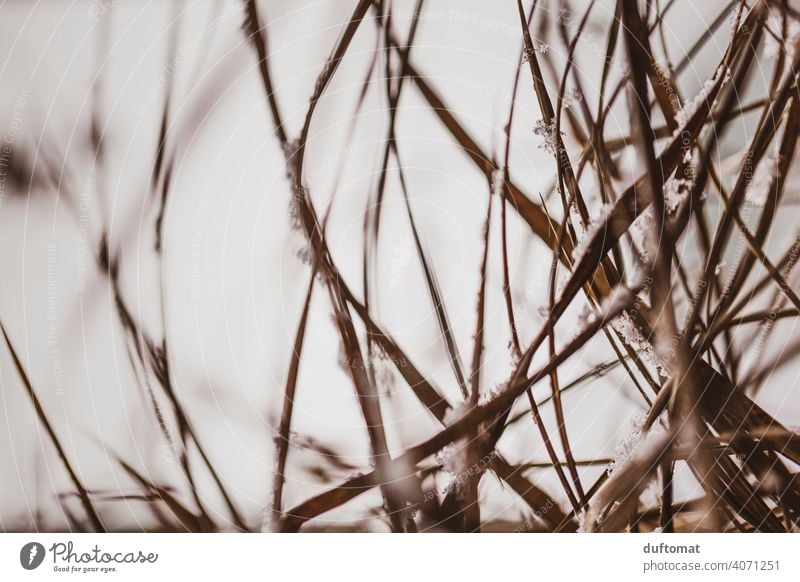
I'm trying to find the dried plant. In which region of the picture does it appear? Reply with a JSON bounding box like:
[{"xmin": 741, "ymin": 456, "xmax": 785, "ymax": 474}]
[{"xmin": 2, "ymin": 0, "xmax": 800, "ymax": 533}]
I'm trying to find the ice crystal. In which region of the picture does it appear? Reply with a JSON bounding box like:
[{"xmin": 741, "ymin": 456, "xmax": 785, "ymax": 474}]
[
  {"xmin": 281, "ymin": 137, "xmax": 299, "ymax": 162},
  {"xmin": 490, "ymin": 167, "xmax": 505, "ymax": 198},
  {"xmin": 577, "ymin": 511, "xmax": 587, "ymax": 533},
  {"xmin": 436, "ymin": 442, "xmax": 466, "ymax": 494},
  {"xmin": 745, "ymin": 151, "xmax": 780, "ymax": 207},
  {"xmin": 522, "ymin": 41, "xmax": 549, "ymax": 63},
  {"xmin": 611, "ymin": 310, "xmax": 664, "ymax": 372},
  {"xmin": 572, "ymin": 203, "xmax": 614, "ymax": 265},
  {"xmin": 507, "ymin": 340, "xmax": 522, "ymax": 364},
  {"xmin": 562, "ymin": 87, "xmax": 582, "ymax": 111},
  {"xmin": 479, "ymin": 382, "xmax": 504, "ymax": 406},
  {"xmin": 674, "ymin": 66, "xmax": 730, "ymax": 131},
  {"xmin": 607, "ymin": 414, "xmax": 646, "ymax": 476},
  {"xmin": 533, "ymin": 119, "xmax": 564, "ymax": 155},
  {"xmin": 664, "ymin": 177, "xmax": 693, "ymax": 214},
  {"xmin": 288, "ymin": 183, "xmax": 307, "ymax": 231},
  {"xmin": 569, "ymin": 202, "xmax": 588, "ymax": 233}
]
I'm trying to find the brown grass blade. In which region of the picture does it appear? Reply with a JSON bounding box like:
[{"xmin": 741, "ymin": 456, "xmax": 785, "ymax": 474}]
[{"xmin": 1, "ymin": 322, "xmax": 105, "ymax": 532}]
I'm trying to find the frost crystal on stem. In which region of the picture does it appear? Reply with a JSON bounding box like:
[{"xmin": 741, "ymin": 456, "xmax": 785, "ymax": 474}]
[
  {"xmin": 436, "ymin": 441, "xmax": 469, "ymax": 495},
  {"xmin": 533, "ymin": 119, "xmax": 564, "ymax": 155},
  {"xmin": 522, "ymin": 41, "xmax": 549, "ymax": 63},
  {"xmin": 674, "ymin": 66, "xmax": 730, "ymax": 131},
  {"xmin": 490, "ymin": 167, "xmax": 505, "ymax": 197},
  {"xmin": 745, "ymin": 151, "xmax": 780, "ymax": 207},
  {"xmin": 664, "ymin": 177, "xmax": 693, "ymax": 214},
  {"xmin": 611, "ymin": 310, "xmax": 664, "ymax": 373},
  {"xmin": 572, "ymin": 203, "xmax": 614, "ymax": 265},
  {"xmin": 288, "ymin": 183, "xmax": 307, "ymax": 231},
  {"xmin": 569, "ymin": 202, "xmax": 587, "ymax": 233},
  {"xmin": 479, "ymin": 382, "xmax": 504, "ymax": 406},
  {"xmin": 607, "ymin": 414, "xmax": 645, "ymax": 476},
  {"xmin": 562, "ymin": 87, "xmax": 582, "ymax": 111}
]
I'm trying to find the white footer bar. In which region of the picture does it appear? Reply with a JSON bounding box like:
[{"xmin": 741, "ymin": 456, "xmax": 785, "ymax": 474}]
[{"xmin": 1, "ymin": 533, "xmax": 797, "ymax": 581}]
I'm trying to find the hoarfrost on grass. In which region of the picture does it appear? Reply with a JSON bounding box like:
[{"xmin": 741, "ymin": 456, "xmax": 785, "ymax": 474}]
[
  {"xmin": 664, "ymin": 177, "xmax": 693, "ymax": 214},
  {"xmin": 576, "ymin": 511, "xmax": 587, "ymax": 533},
  {"xmin": 479, "ymin": 382, "xmax": 504, "ymax": 406},
  {"xmin": 572, "ymin": 203, "xmax": 614, "ymax": 265},
  {"xmin": 533, "ymin": 119, "xmax": 564, "ymax": 156},
  {"xmin": 436, "ymin": 440, "xmax": 469, "ymax": 495},
  {"xmin": 611, "ymin": 310, "xmax": 664, "ymax": 373},
  {"xmin": 522, "ymin": 41, "xmax": 550, "ymax": 63},
  {"xmin": 288, "ymin": 187, "xmax": 305, "ymax": 231},
  {"xmin": 606, "ymin": 414, "xmax": 646, "ymax": 476},
  {"xmin": 745, "ymin": 150, "xmax": 780, "ymax": 207},
  {"xmin": 569, "ymin": 199, "xmax": 588, "ymax": 233},
  {"xmin": 562, "ymin": 87, "xmax": 582, "ymax": 111},
  {"xmin": 674, "ymin": 66, "xmax": 730, "ymax": 132},
  {"xmin": 506, "ymin": 339, "xmax": 519, "ymax": 363},
  {"xmin": 490, "ymin": 167, "xmax": 505, "ymax": 197}
]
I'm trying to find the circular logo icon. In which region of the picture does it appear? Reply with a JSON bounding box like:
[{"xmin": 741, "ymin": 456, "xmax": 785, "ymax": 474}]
[{"xmin": 20, "ymin": 542, "xmax": 46, "ymax": 570}]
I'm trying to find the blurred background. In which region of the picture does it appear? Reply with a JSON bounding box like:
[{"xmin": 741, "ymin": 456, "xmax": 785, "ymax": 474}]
[{"xmin": 0, "ymin": 0, "xmax": 797, "ymax": 532}]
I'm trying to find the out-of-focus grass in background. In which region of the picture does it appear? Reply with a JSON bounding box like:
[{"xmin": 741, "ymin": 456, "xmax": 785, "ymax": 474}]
[{"xmin": 1, "ymin": 0, "xmax": 799, "ymax": 532}]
